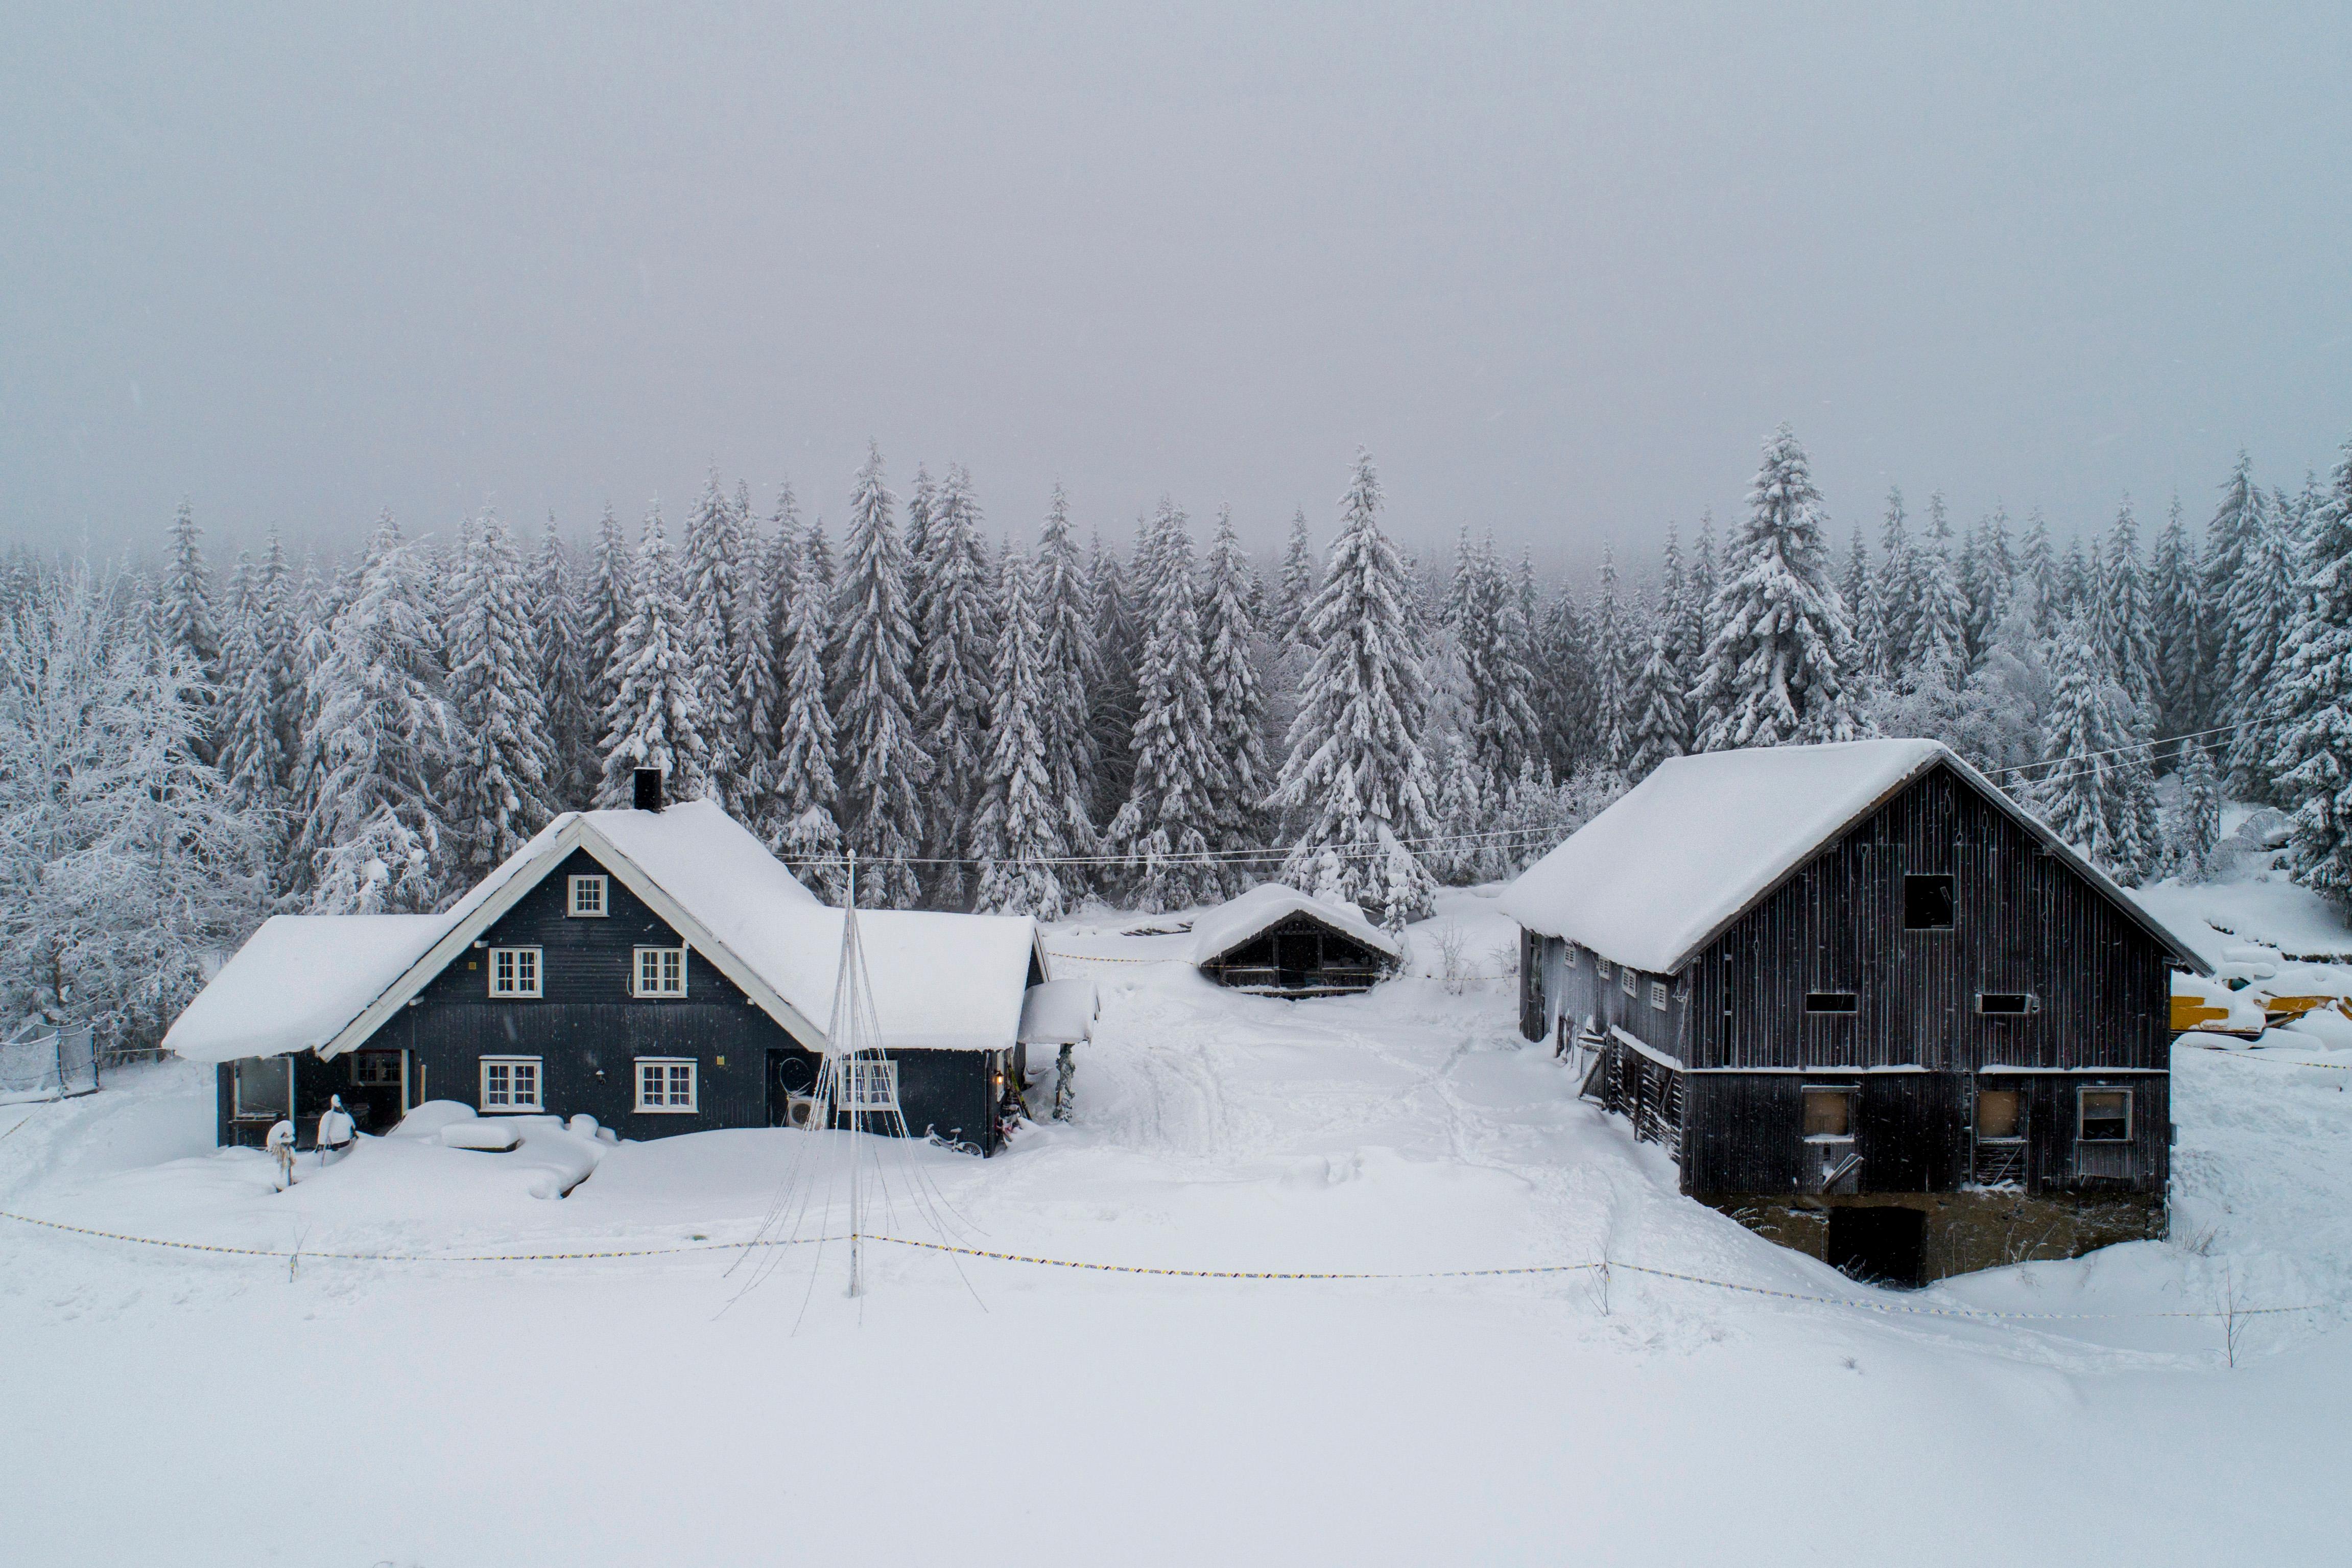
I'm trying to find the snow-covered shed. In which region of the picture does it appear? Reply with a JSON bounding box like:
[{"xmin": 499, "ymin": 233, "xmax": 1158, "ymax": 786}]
[
  {"xmin": 1500, "ymin": 739, "xmax": 2209, "ymax": 1285},
  {"xmin": 1190, "ymin": 884, "xmax": 1401, "ymax": 996},
  {"xmin": 167, "ymin": 775, "xmax": 1053, "ymax": 1155}
]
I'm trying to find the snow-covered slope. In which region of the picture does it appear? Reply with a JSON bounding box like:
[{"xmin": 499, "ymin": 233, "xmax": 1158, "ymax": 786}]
[{"xmin": 2, "ymin": 885, "xmax": 2346, "ymax": 1565}]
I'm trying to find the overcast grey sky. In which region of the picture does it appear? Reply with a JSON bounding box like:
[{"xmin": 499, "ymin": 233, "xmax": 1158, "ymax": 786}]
[{"xmin": 4, "ymin": 3, "xmax": 2347, "ymax": 569}]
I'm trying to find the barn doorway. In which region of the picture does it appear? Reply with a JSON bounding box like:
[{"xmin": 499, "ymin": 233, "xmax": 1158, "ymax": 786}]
[
  {"xmin": 1826, "ymin": 1206, "xmax": 1926, "ymax": 1288},
  {"xmin": 1275, "ymin": 933, "xmax": 1320, "ymax": 988}
]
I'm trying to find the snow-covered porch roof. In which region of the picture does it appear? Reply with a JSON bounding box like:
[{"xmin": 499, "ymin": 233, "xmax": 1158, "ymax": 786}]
[{"xmin": 1496, "ymin": 738, "xmax": 2212, "ymax": 976}]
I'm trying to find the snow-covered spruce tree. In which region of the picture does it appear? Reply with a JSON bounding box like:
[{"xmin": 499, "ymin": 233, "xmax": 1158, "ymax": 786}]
[
  {"xmin": 2035, "ymin": 615, "xmax": 2161, "ymax": 885},
  {"xmin": 971, "ymin": 550, "xmax": 1072, "ymax": 918},
  {"xmin": 1873, "ymin": 486, "xmax": 1916, "ymax": 677},
  {"xmin": 1910, "ymin": 494, "xmax": 1971, "ymax": 684},
  {"xmin": 1086, "ymin": 530, "xmax": 1143, "ymax": 833},
  {"xmin": 1959, "ymin": 507, "xmax": 2014, "ymax": 669},
  {"xmin": 1035, "ymin": 485, "xmax": 1102, "ymax": 858},
  {"xmin": 1201, "ymin": 505, "xmax": 1271, "ymax": 871},
  {"xmin": 1841, "ymin": 522, "xmax": 1884, "ymax": 682},
  {"xmin": 828, "ymin": 443, "xmax": 930, "ymax": 907},
  {"xmin": 1690, "ymin": 425, "xmax": 1863, "ymax": 751},
  {"xmin": 2220, "ymin": 494, "xmax": 2301, "ymax": 801},
  {"xmin": 680, "ymin": 471, "xmax": 748, "ymax": 808},
  {"xmin": 2055, "ymin": 536, "xmax": 2090, "ymax": 621},
  {"xmin": 158, "ymin": 499, "xmax": 224, "ymax": 756},
  {"xmin": 1428, "ymin": 732, "xmax": 1487, "ymax": 885},
  {"xmin": 1530, "ymin": 583, "xmax": 1598, "ymax": 779},
  {"xmin": 1945, "ymin": 581, "xmax": 2049, "ymax": 775},
  {"xmin": 528, "ymin": 513, "xmax": 594, "ymax": 812},
  {"xmin": 903, "ymin": 463, "xmax": 938, "ymax": 605},
  {"xmin": 2149, "ymin": 496, "xmax": 2208, "ymax": 753},
  {"xmin": 446, "ymin": 513, "xmax": 554, "ymax": 869},
  {"xmin": 1591, "ymin": 548, "xmax": 1631, "ymax": 770},
  {"xmin": 1275, "ymin": 509, "xmax": 1317, "ymax": 646},
  {"xmin": 1270, "ymin": 450, "xmax": 1439, "ymax": 927},
  {"xmin": 2017, "ymin": 509, "xmax": 2059, "ymax": 637},
  {"xmin": 580, "ymin": 503, "xmax": 635, "ymax": 752},
  {"xmin": 1684, "ymin": 512, "xmax": 1719, "ymax": 663},
  {"xmin": 0, "ymin": 566, "xmax": 266, "ymax": 1046},
  {"xmin": 218, "ymin": 530, "xmax": 298, "ymax": 817},
  {"xmin": 2202, "ymin": 450, "xmax": 2266, "ymax": 705},
  {"xmin": 914, "ymin": 464, "xmax": 999, "ymax": 906},
  {"xmin": 300, "ymin": 533, "xmax": 457, "ymax": 913},
  {"xmin": 757, "ymin": 481, "xmax": 802, "ymax": 779},
  {"xmin": 1107, "ymin": 500, "xmax": 1221, "ymax": 912},
  {"xmin": 1624, "ymin": 630, "xmax": 1688, "ymax": 781},
  {"xmin": 2095, "ymin": 498, "xmax": 2161, "ymax": 717},
  {"xmin": 597, "ymin": 506, "xmax": 710, "ymax": 810},
  {"xmin": 765, "ymin": 525, "xmax": 844, "ymax": 900},
  {"xmin": 727, "ymin": 511, "xmax": 779, "ymax": 821},
  {"xmin": 2269, "ymin": 436, "xmax": 2352, "ymax": 908},
  {"xmin": 2167, "ymin": 740, "xmax": 2223, "ymax": 884},
  {"xmin": 1455, "ymin": 532, "xmax": 1541, "ymax": 785}
]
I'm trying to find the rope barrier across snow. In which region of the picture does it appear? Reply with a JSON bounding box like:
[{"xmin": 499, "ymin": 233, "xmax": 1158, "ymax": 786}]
[{"xmin": 4, "ymin": 1207, "xmax": 2323, "ymax": 1325}]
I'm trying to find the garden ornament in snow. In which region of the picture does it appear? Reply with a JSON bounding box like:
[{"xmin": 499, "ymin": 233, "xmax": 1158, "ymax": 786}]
[{"xmin": 317, "ymin": 1096, "xmax": 355, "ymax": 1160}]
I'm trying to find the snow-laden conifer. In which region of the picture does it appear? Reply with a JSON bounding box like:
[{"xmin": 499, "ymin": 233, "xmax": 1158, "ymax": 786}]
[
  {"xmin": 1107, "ymin": 500, "xmax": 1221, "ymax": 911},
  {"xmin": 528, "ymin": 514, "xmax": 594, "ymax": 811},
  {"xmin": 1086, "ymin": 531, "xmax": 1142, "ymax": 831},
  {"xmin": 2149, "ymin": 497, "xmax": 2208, "ymax": 749},
  {"xmin": 2269, "ymin": 436, "xmax": 2352, "ymax": 908},
  {"xmin": 446, "ymin": 513, "xmax": 554, "ymax": 868},
  {"xmin": 158, "ymin": 500, "xmax": 224, "ymax": 754},
  {"xmin": 2016, "ymin": 509, "xmax": 2058, "ymax": 637},
  {"xmin": 1624, "ymin": 630, "xmax": 1688, "ymax": 781},
  {"xmin": 2220, "ymin": 496, "xmax": 2301, "ymax": 800},
  {"xmin": 1035, "ymin": 485, "xmax": 1102, "ymax": 856},
  {"xmin": 1690, "ymin": 425, "xmax": 1862, "ymax": 750},
  {"xmin": 914, "ymin": 464, "xmax": 999, "ymax": 904},
  {"xmin": 828, "ymin": 443, "xmax": 929, "ymax": 906},
  {"xmin": 1202, "ymin": 505, "xmax": 1271, "ymax": 867},
  {"xmin": 1276, "ymin": 510, "xmax": 1317, "ymax": 646},
  {"xmin": 971, "ymin": 550, "xmax": 1072, "ymax": 918},
  {"xmin": 1270, "ymin": 451, "xmax": 1439, "ymax": 926},
  {"xmin": 2035, "ymin": 615, "xmax": 2160, "ymax": 885},
  {"xmin": 680, "ymin": 471, "xmax": 748, "ymax": 806},
  {"xmin": 1842, "ymin": 524, "xmax": 1884, "ymax": 680},
  {"xmin": 1910, "ymin": 494, "xmax": 1972, "ymax": 683},
  {"xmin": 2094, "ymin": 498, "xmax": 2161, "ymax": 716},
  {"xmin": 581, "ymin": 503, "xmax": 634, "ymax": 740},
  {"xmin": 2166, "ymin": 740, "xmax": 2223, "ymax": 885},
  {"xmin": 766, "ymin": 525, "xmax": 844, "ymax": 899},
  {"xmin": 1591, "ymin": 547, "xmax": 1631, "ymax": 770},
  {"xmin": 597, "ymin": 506, "xmax": 709, "ymax": 809},
  {"xmin": 1873, "ymin": 487, "xmax": 1916, "ymax": 675},
  {"xmin": 299, "ymin": 529, "xmax": 456, "ymax": 913},
  {"xmin": 2202, "ymin": 450, "xmax": 2265, "ymax": 701},
  {"xmin": 1452, "ymin": 532, "xmax": 1541, "ymax": 785}
]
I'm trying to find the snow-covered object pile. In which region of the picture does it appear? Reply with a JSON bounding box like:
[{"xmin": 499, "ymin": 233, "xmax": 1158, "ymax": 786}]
[
  {"xmin": 1188, "ymin": 883, "xmax": 1403, "ymax": 966},
  {"xmin": 1016, "ymin": 978, "xmax": 1099, "ymax": 1046},
  {"xmin": 162, "ymin": 913, "xmax": 453, "ymax": 1062},
  {"xmin": 392, "ymin": 1102, "xmax": 603, "ymax": 1197}
]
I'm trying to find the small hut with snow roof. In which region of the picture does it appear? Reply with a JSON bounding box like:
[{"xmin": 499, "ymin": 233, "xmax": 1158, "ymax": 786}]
[{"xmin": 1191, "ymin": 885, "xmax": 1400, "ymax": 996}]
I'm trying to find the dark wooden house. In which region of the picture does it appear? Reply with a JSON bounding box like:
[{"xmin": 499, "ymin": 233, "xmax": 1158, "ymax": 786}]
[
  {"xmin": 1501, "ymin": 739, "xmax": 2208, "ymax": 1285},
  {"xmin": 167, "ymin": 781, "xmax": 1053, "ymax": 1159},
  {"xmin": 1191, "ymin": 885, "xmax": 1401, "ymax": 996}
]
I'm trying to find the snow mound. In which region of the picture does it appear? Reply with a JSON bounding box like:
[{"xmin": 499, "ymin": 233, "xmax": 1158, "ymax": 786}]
[{"xmin": 440, "ymin": 1121, "xmax": 522, "ymax": 1152}]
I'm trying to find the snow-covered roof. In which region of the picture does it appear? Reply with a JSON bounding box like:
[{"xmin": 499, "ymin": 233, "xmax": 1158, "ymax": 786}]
[
  {"xmin": 163, "ymin": 914, "xmax": 455, "ymax": 1063},
  {"xmin": 169, "ymin": 800, "xmax": 1047, "ymax": 1062},
  {"xmin": 1497, "ymin": 739, "xmax": 2210, "ymax": 976},
  {"xmin": 1017, "ymin": 978, "xmax": 1099, "ymax": 1047},
  {"xmin": 1190, "ymin": 884, "xmax": 1403, "ymax": 967}
]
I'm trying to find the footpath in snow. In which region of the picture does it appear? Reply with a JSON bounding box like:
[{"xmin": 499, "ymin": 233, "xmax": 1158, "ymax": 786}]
[{"xmin": 1, "ymin": 885, "xmax": 2347, "ymax": 1566}]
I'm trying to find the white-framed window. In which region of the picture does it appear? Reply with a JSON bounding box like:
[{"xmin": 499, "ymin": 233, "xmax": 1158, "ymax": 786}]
[
  {"xmin": 840, "ymin": 1058, "xmax": 899, "ymax": 1112},
  {"xmin": 1620, "ymin": 965, "xmax": 1638, "ymax": 997},
  {"xmin": 488, "ymin": 946, "xmax": 542, "ymax": 999},
  {"xmin": 634, "ymin": 1057, "xmax": 698, "ymax": 1113},
  {"xmin": 1597, "ymin": 958, "xmax": 1614, "ymax": 979},
  {"xmin": 231, "ymin": 1056, "xmax": 292, "ymax": 1121},
  {"xmin": 568, "ymin": 874, "xmax": 608, "ymax": 918},
  {"xmin": 480, "ymin": 1056, "xmax": 543, "ymax": 1112},
  {"xmin": 632, "ymin": 945, "xmax": 687, "ymax": 998},
  {"xmin": 1564, "ymin": 943, "xmax": 1580, "ymax": 968},
  {"xmin": 2078, "ymin": 1086, "xmax": 2132, "ymax": 1143},
  {"xmin": 1648, "ymin": 980, "xmax": 1669, "ymax": 1011}
]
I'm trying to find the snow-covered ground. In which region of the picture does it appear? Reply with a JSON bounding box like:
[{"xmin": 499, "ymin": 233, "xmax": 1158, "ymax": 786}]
[{"xmin": 3, "ymin": 885, "xmax": 2348, "ymax": 1565}]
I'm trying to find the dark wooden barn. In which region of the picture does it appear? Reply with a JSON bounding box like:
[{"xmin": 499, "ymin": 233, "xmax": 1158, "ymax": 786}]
[
  {"xmin": 1191, "ymin": 885, "xmax": 1402, "ymax": 996},
  {"xmin": 168, "ymin": 780, "xmax": 1055, "ymax": 1159},
  {"xmin": 1501, "ymin": 739, "xmax": 2208, "ymax": 1285}
]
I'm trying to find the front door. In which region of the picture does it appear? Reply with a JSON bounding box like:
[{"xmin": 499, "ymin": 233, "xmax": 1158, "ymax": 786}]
[{"xmin": 343, "ymin": 1049, "xmax": 409, "ymax": 1133}]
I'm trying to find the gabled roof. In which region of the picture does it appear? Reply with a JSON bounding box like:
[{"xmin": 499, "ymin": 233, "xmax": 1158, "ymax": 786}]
[
  {"xmin": 1496, "ymin": 739, "xmax": 2211, "ymax": 976},
  {"xmin": 1190, "ymin": 884, "xmax": 1403, "ymax": 967},
  {"xmin": 167, "ymin": 801, "xmax": 1048, "ymax": 1063},
  {"xmin": 163, "ymin": 915, "xmax": 453, "ymax": 1064}
]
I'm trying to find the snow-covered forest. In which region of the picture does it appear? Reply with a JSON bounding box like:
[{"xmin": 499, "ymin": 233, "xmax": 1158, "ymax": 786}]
[{"xmin": 8, "ymin": 426, "xmax": 2352, "ymax": 1049}]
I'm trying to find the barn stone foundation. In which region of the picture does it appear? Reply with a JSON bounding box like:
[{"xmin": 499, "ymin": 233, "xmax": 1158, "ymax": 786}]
[{"xmin": 1700, "ymin": 1190, "xmax": 2169, "ymax": 1286}]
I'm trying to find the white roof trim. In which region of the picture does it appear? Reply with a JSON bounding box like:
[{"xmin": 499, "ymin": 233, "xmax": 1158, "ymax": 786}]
[{"xmin": 320, "ymin": 815, "xmax": 827, "ymax": 1059}]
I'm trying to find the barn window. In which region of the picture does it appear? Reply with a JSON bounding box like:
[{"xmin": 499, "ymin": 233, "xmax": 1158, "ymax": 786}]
[
  {"xmin": 2078, "ymin": 1087, "xmax": 2132, "ymax": 1143},
  {"xmin": 841, "ymin": 1058, "xmax": 899, "ymax": 1113},
  {"xmin": 230, "ymin": 1056, "xmax": 292, "ymax": 1121},
  {"xmin": 350, "ymin": 1051, "xmax": 401, "ymax": 1087},
  {"xmin": 1621, "ymin": 965, "xmax": 1638, "ymax": 997},
  {"xmin": 633, "ymin": 1058, "xmax": 698, "ymax": 1113},
  {"xmin": 568, "ymin": 874, "xmax": 608, "ymax": 917},
  {"xmin": 480, "ymin": 1057, "xmax": 542, "ymax": 1112},
  {"xmin": 1801, "ymin": 1086, "xmax": 1855, "ymax": 1139},
  {"xmin": 1804, "ymin": 992, "xmax": 1859, "ymax": 1014},
  {"xmin": 1975, "ymin": 1086, "xmax": 2024, "ymax": 1140},
  {"xmin": 1976, "ymin": 992, "xmax": 2038, "ymax": 1015},
  {"xmin": 1649, "ymin": 980, "xmax": 1669, "ymax": 1011},
  {"xmin": 1597, "ymin": 958, "xmax": 1614, "ymax": 980},
  {"xmin": 1564, "ymin": 943, "xmax": 1580, "ymax": 968},
  {"xmin": 633, "ymin": 946, "xmax": 687, "ymax": 997},
  {"xmin": 488, "ymin": 946, "xmax": 542, "ymax": 998},
  {"xmin": 1902, "ymin": 874, "xmax": 1955, "ymax": 930}
]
